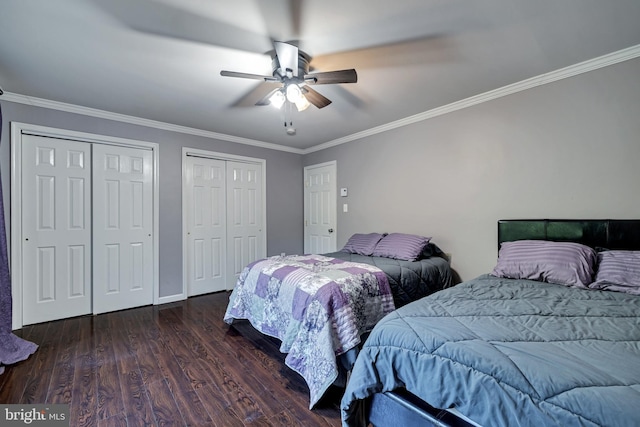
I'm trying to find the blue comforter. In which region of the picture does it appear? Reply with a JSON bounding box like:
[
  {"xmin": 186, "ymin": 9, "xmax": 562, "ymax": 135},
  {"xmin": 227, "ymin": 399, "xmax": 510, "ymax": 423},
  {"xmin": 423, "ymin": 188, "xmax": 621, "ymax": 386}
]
[{"xmin": 341, "ymin": 275, "xmax": 640, "ymax": 427}]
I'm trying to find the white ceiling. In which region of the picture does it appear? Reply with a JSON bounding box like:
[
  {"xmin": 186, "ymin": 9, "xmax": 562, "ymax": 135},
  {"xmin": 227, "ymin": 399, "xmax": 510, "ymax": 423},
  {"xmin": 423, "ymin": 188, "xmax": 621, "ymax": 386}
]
[{"xmin": 1, "ymin": 0, "xmax": 639, "ymax": 151}]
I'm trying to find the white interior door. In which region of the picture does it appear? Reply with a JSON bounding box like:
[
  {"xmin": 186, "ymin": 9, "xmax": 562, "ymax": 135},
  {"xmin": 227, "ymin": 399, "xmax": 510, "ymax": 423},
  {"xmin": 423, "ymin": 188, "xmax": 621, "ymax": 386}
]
[
  {"xmin": 185, "ymin": 156, "xmax": 227, "ymax": 296},
  {"xmin": 92, "ymin": 144, "xmax": 154, "ymax": 314},
  {"xmin": 21, "ymin": 135, "xmax": 92, "ymax": 325},
  {"xmin": 226, "ymin": 161, "xmax": 264, "ymax": 289},
  {"xmin": 304, "ymin": 162, "xmax": 337, "ymax": 254}
]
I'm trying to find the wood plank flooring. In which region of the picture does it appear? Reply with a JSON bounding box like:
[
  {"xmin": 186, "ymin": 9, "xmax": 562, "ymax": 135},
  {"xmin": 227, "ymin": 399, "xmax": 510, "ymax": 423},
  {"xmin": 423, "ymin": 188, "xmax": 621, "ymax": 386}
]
[{"xmin": 0, "ymin": 292, "xmax": 343, "ymax": 426}]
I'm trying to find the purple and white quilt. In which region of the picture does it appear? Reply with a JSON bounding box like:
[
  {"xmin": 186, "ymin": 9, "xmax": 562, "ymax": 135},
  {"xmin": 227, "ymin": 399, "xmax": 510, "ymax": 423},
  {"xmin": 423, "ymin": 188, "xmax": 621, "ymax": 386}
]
[{"xmin": 223, "ymin": 254, "xmax": 395, "ymax": 408}]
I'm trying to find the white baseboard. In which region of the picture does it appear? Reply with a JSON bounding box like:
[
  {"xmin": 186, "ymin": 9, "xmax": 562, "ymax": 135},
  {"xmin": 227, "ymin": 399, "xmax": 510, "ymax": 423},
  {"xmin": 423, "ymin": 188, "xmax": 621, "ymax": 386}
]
[{"xmin": 156, "ymin": 293, "xmax": 186, "ymax": 305}]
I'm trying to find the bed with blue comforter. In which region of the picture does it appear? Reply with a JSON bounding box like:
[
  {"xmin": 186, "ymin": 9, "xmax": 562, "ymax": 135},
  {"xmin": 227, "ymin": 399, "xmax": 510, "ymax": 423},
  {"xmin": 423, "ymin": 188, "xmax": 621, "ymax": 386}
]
[
  {"xmin": 342, "ymin": 274, "xmax": 640, "ymax": 426},
  {"xmin": 341, "ymin": 219, "xmax": 640, "ymax": 427}
]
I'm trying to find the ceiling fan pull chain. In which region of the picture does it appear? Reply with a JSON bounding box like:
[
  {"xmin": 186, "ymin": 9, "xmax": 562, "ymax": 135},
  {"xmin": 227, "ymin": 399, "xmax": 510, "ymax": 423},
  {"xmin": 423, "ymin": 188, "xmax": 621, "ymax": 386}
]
[{"xmin": 284, "ymin": 102, "xmax": 296, "ymax": 135}]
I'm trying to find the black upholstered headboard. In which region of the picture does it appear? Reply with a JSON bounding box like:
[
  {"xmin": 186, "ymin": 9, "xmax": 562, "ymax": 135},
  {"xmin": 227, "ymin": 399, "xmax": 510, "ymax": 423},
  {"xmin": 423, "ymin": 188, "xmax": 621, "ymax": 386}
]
[{"xmin": 498, "ymin": 219, "xmax": 640, "ymax": 251}]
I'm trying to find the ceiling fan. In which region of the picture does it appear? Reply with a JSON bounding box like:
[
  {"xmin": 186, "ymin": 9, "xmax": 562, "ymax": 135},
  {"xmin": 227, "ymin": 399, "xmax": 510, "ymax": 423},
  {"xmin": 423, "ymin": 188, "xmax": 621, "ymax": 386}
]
[{"xmin": 220, "ymin": 41, "xmax": 357, "ymax": 112}]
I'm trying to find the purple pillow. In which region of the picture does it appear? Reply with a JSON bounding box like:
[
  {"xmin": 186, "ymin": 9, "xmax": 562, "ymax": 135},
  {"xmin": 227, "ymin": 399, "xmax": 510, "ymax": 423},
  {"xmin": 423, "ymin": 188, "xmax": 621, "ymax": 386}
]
[
  {"xmin": 371, "ymin": 233, "xmax": 431, "ymax": 261},
  {"xmin": 491, "ymin": 240, "xmax": 596, "ymax": 288},
  {"xmin": 590, "ymin": 250, "xmax": 640, "ymax": 295},
  {"xmin": 342, "ymin": 233, "xmax": 386, "ymax": 256}
]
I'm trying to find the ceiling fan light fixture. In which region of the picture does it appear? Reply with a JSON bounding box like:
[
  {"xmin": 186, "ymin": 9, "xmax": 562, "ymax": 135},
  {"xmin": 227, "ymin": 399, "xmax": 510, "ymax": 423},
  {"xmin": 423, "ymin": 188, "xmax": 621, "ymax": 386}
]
[
  {"xmin": 294, "ymin": 95, "xmax": 311, "ymax": 112},
  {"xmin": 285, "ymin": 83, "xmax": 303, "ymax": 103},
  {"xmin": 269, "ymin": 90, "xmax": 285, "ymax": 109}
]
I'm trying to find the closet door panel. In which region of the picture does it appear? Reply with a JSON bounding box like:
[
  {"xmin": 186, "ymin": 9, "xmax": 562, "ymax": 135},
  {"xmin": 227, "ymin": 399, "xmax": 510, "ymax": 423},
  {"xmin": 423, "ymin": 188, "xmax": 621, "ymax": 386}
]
[
  {"xmin": 184, "ymin": 156, "xmax": 227, "ymax": 296},
  {"xmin": 21, "ymin": 135, "xmax": 92, "ymax": 325},
  {"xmin": 226, "ymin": 161, "xmax": 264, "ymax": 289},
  {"xmin": 93, "ymin": 144, "xmax": 154, "ymax": 314}
]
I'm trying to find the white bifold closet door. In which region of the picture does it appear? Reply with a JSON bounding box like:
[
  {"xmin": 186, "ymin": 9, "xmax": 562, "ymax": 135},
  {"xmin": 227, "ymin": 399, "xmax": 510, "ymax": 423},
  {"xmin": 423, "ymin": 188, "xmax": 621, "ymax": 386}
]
[
  {"xmin": 185, "ymin": 156, "xmax": 227, "ymax": 296},
  {"xmin": 185, "ymin": 156, "xmax": 263, "ymax": 296},
  {"xmin": 226, "ymin": 161, "xmax": 263, "ymax": 289},
  {"xmin": 22, "ymin": 136, "xmax": 92, "ymax": 325},
  {"xmin": 92, "ymin": 144, "xmax": 154, "ymax": 315},
  {"xmin": 20, "ymin": 134, "xmax": 154, "ymax": 325}
]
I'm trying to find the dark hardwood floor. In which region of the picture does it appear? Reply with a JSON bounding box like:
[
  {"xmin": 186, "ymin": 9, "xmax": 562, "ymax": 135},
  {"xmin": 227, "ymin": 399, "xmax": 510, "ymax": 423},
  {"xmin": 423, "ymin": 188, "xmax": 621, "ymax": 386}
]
[{"xmin": 0, "ymin": 292, "xmax": 343, "ymax": 426}]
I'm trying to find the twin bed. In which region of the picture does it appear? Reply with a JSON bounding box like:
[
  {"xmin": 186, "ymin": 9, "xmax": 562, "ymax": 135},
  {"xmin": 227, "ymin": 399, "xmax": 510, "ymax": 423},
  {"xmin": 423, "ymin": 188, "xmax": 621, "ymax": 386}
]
[
  {"xmin": 223, "ymin": 232, "xmax": 452, "ymax": 407},
  {"xmin": 341, "ymin": 219, "xmax": 640, "ymax": 427}
]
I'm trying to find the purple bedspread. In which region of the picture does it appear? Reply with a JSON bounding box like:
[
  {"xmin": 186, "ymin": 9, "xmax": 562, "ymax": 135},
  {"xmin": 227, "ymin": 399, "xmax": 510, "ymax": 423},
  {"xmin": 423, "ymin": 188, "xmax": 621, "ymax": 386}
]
[{"xmin": 224, "ymin": 254, "xmax": 395, "ymax": 408}]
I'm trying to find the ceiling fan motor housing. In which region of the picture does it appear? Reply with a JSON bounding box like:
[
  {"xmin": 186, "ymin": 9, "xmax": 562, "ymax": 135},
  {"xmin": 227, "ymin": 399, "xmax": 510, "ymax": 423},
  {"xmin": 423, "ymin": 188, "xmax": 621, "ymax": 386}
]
[{"xmin": 272, "ymin": 50, "xmax": 312, "ymax": 83}]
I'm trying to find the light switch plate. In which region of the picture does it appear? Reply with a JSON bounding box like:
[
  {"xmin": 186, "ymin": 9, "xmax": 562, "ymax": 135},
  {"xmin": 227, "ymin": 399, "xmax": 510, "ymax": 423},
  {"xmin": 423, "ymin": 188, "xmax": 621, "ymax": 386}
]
[{"xmin": 340, "ymin": 188, "xmax": 348, "ymax": 197}]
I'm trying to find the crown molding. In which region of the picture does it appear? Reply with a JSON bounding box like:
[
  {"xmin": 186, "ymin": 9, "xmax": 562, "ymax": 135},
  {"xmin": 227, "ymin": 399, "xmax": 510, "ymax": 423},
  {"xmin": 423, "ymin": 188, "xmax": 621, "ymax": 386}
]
[
  {"xmin": 2, "ymin": 44, "xmax": 638, "ymax": 156},
  {"xmin": 303, "ymin": 44, "xmax": 640, "ymax": 154},
  {"xmin": 0, "ymin": 92, "xmax": 305, "ymax": 154}
]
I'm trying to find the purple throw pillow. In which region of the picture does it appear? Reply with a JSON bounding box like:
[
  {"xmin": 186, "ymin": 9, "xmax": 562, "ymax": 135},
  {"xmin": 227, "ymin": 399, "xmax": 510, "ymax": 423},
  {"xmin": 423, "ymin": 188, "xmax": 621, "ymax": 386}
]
[
  {"xmin": 371, "ymin": 233, "xmax": 431, "ymax": 261},
  {"xmin": 342, "ymin": 233, "xmax": 386, "ymax": 256},
  {"xmin": 491, "ymin": 240, "xmax": 596, "ymax": 288},
  {"xmin": 590, "ymin": 250, "xmax": 640, "ymax": 295}
]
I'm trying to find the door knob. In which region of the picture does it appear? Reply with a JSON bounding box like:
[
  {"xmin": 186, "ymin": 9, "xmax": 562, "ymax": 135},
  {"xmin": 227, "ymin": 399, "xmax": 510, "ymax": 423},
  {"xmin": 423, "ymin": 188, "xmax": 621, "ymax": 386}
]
[{"xmin": 328, "ymin": 228, "xmax": 334, "ymax": 233}]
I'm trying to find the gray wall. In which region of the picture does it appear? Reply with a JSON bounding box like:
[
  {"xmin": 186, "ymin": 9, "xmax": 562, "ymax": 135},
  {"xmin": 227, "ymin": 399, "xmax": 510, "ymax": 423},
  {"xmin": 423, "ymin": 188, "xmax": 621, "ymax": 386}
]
[
  {"xmin": 303, "ymin": 58, "xmax": 640, "ymax": 282},
  {"xmin": 0, "ymin": 102, "xmax": 304, "ymax": 298},
  {"xmin": 4, "ymin": 57, "xmax": 639, "ymax": 297}
]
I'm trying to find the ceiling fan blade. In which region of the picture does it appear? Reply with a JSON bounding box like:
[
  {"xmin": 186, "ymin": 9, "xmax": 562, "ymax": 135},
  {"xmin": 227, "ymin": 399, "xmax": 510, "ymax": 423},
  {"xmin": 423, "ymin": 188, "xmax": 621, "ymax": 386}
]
[
  {"xmin": 255, "ymin": 88, "xmax": 283, "ymax": 106},
  {"xmin": 220, "ymin": 70, "xmax": 279, "ymax": 82},
  {"xmin": 94, "ymin": 0, "xmax": 270, "ymax": 53},
  {"xmin": 274, "ymin": 41, "xmax": 299, "ymax": 76},
  {"xmin": 302, "ymin": 86, "xmax": 332, "ymax": 109},
  {"xmin": 228, "ymin": 83, "xmax": 283, "ymax": 108},
  {"xmin": 256, "ymin": 0, "xmax": 303, "ymax": 42},
  {"xmin": 304, "ymin": 69, "xmax": 357, "ymax": 85},
  {"xmin": 289, "ymin": 0, "xmax": 303, "ymax": 38},
  {"xmin": 311, "ymin": 34, "xmax": 455, "ymax": 71}
]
